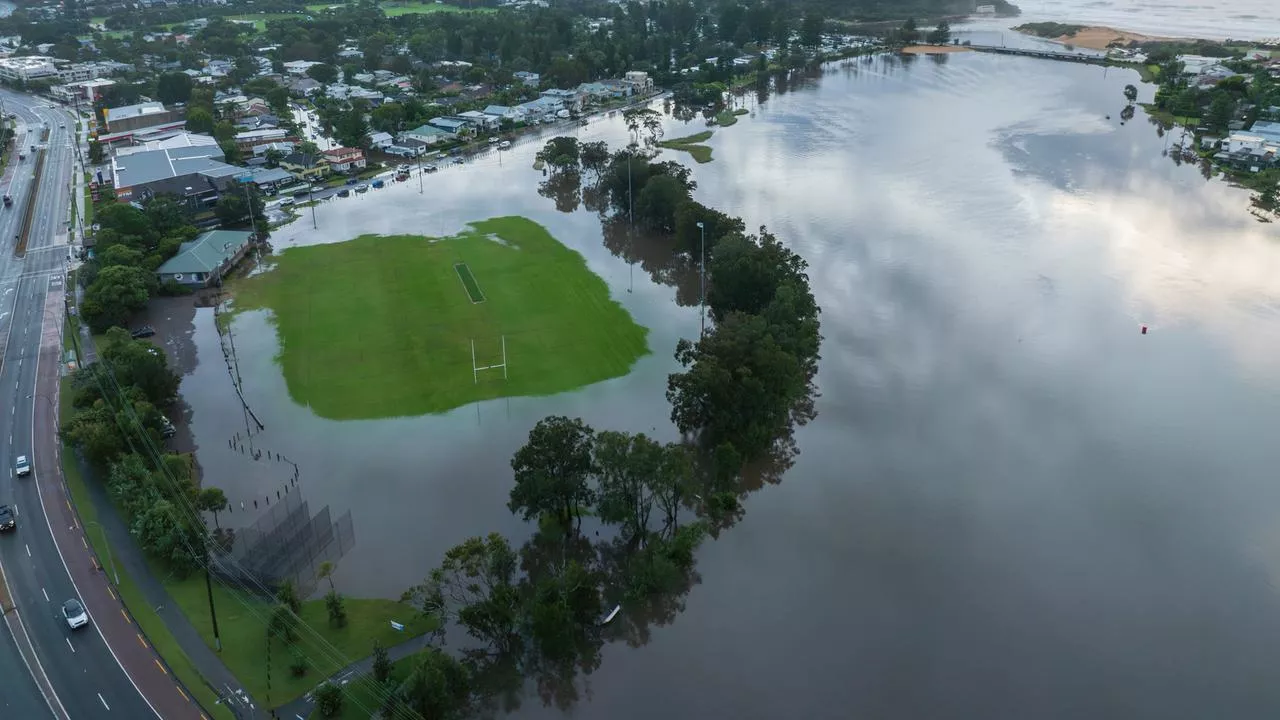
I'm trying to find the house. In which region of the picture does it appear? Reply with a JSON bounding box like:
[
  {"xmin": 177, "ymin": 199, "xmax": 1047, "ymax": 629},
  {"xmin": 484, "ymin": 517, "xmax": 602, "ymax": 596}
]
[
  {"xmin": 156, "ymin": 230, "xmax": 254, "ymax": 287},
  {"xmin": 282, "ymin": 60, "xmax": 322, "ymax": 76},
  {"xmin": 482, "ymin": 105, "xmax": 523, "ymax": 123},
  {"xmin": 367, "ymin": 131, "xmax": 394, "ymax": 149},
  {"xmin": 244, "ymin": 167, "xmax": 295, "ymax": 193},
  {"xmin": 110, "ymin": 144, "xmax": 242, "ymax": 206},
  {"xmin": 428, "ymin": 117, "xmax": 470, "ymax": 134},
  {"xmin": 322, "ymin": 147, "xmax": 366, "ymax": 173},
  {"xmin": 455, "ymin": 110, "xmax": 499, "ymax": 131},
  {"xmin": 103, "ymin": 101, "xmax": 185, "ymax": 134},
  {"xmin": 540, "ymin": 88, "xmax": 584, "ymax": 112},
  {"xmin": 115, "ymin": 131, "xmax": 220, "ymax": 158},
  {"xmin": 513, "ymin": 70, "xmax": 540, "ymax": 88},
  {"xmin": 1248, "ymin": 120, "xmax": 1280, "ymax": 145},
  {"xmin": 234, "ymin": 128, "xmax": 291, "ymax": 153},
  {"xmin": 515, "ymin": 96, "xmax": 563, "ymax": 121},
  {"xmin": 280, "ymin": 152, "xmax": 330, "ymax": 180},
  {"xmin": 403, "ymin": 124, "xmax": 453, "ymax": 145},
  {"xmin": 288, "ymin": 77, "xmax": 322, "ymax": 97},
  {"xmin": 253, "ymin": 141, "xmax": 297, "ymax": 157},
  {"xmin": 385, "ymin": 141, "xmax": 428, "ymax": 157}
]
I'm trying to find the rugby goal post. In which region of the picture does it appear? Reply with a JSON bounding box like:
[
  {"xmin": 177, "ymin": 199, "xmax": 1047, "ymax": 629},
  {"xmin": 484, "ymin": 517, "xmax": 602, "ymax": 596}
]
[{"xmin": 471, "ymin": 335, "xmax": 508, "ymax": 384}]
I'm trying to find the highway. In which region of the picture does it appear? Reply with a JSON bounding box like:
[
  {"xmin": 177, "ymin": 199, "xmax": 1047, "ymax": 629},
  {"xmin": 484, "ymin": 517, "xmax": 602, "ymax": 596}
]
[{"xmin": 0, "ymin": 91, "xmax": 180, "ymax": 719}]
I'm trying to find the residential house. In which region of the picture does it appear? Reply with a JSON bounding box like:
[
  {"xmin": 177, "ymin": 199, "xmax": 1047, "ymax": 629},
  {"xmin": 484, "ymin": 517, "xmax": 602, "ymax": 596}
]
[
  {"xmin": 540, "ymin": 88, "xmax": 584, "ymax": 112},
  {"xmin": 253, "ymin": 141, "xmax": 296, "ymax": 157},
  {"xmin": 455, "ymin": 110, "xmax": 499, "ymax": 131},
  {"xmin": 245, "ymin": 167, "xmax": 296, "ymax": 193},
  {"xmin": 1249, "ymin": 120, "xmax": 1280, "ymax": 145},
  {"xmin": 156, "ymin": 230, "xmax": 254, "ymax": 287},
  {"xmin": 513, "ymin": 70, "xmax": 540, "ymax": 87},
  {"xmin": 515, "ymin": 96, "xmax": 564, "ymax": 122},
  {"xmin": 280, "ymin": 152, "xmax": 330, "ymax": 180},
  {"xmin": 322, "ymin": 147, "xmax": 366, "ymax": 173},
  {"xmin": 428, "ymin": 117, "xmax": 470, "ymax": 134},
  {"xmin": 482, "ymin": 105, "xmax": 524, "ymax": 123},
  {"xmin": 283, "ymin": 60, "xmax": 322, "ymax": 75},
  {"xmin": 367, "ymin": 131, "xmax": 394, "ymax": 149},
  {"xmin": 385, "ymin": 141, "xmax": 428, "ymax": 157},
  {"xmin": 110, "ymin": 144, "xmax": 242, "ymax": 207},
  {"xmin": 234, "ymin": 128, "xmax": 292, "ymax": 153},
  {"xmin": 288, "ymin": 77, "xmax": 322, "ymax": 97},
  {"xmin": 403, "ymin": 124, "xmax": 454, "ymax": 145}
]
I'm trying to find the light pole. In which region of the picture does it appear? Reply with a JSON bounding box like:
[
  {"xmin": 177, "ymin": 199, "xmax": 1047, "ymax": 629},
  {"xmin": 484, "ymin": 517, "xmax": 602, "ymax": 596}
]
[
  {"xmin": 84, "ymin": 521, "xmax": 119, "ymax": 586},
  {"xmin": 696, "ymin": 221, "xmax": 705, "ymax": 337}
]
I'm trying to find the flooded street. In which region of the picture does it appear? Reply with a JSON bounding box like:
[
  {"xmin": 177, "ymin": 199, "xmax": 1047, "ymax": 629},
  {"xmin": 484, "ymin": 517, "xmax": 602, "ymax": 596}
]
[{"xmin": 161, "ymin": 50, "xmax": 1280, "ymax": 718}]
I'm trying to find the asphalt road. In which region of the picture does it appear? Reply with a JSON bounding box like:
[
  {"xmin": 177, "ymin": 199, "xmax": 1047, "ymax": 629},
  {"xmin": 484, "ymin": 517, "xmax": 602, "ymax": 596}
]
[{"xmin": 0, "ymin": 92, "xmax": 172, "ymax": 719}]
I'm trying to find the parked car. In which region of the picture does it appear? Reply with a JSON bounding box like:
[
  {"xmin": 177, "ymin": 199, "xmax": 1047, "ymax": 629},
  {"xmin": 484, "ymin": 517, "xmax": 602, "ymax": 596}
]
[
  {"xmin": 292, "ymin": 189, "xmax": 311, "ymax": 199},
  {"xmin": 337, "ymin": 188, "xmax": 350, "ymax": 197},
  {"xmin": 371, "ymin": 179, "xmax": 385, "ymax": 189},
  {"xmin": 354, "ymin": 184, "xmax": 368, "ymax": 193},
  {"xmin": 0, "ymin": 504, "xmax": 15, "ymax": 531},
  {"xmin": 345, "ymin": 177, "xmax": 359, "ymax": 185},
  {"xmin": 452, "ymin": 157, "xmax": 465, "ymax": 165},
  {"xmin": 424, "ymin": 164, "xmax": 438, "ymax": 173},
  {"xmin": 130, "ymin": 325, "xmax": 155, "ymax": 339},
  {"xmin": 14, "ymin": 455, "xmax": 30, "ymax": 477},
  {"xmin": 62, "ymin": 599, "xmax": 88, "ymax": 630}
]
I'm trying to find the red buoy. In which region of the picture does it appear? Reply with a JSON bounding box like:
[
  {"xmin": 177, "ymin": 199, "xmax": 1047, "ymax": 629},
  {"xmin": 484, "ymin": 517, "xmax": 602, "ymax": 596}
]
[{"xmin": 1141, "ymin": 325, "xmax": 1148, "ymax": 335}]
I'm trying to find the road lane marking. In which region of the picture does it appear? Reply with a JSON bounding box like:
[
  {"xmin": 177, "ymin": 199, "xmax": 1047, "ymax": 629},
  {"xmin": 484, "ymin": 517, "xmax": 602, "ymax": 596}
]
[
  {"xmin": 120, "ymin": 608, "xmax": 129, "ymax": 622},
  {"xmin": 106, "ymin": 585, "xmax": 115, "ymax": 600},
  {"xmin": 97, "ymin": 693, "xmax": 109, "ymax": 710},
  {"xmin": 41, "ymin": 587, "xmax": 48, "ymax": 602},
  {"xmin": 153, "ymin": 659, "xmax": 167, "ymax": 675},
  {"xmin": 81, "ymin": 537, "xmax": 87, "ymax": 549},
  {"xmin": 25, "ymin": 544, "xmax": 30, "ymax": 557},
  {"xmin": 65, "ymin": 637, "xmax": 75, "ymax": 653},
  {"xmin": 136, "ymin": 633, "xmax": 147, "ymax": 649}
]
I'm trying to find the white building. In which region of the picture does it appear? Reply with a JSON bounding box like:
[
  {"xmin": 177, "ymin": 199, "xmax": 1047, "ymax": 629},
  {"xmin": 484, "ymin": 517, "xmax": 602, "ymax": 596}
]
[
  {"xmin": 282, "ymin": 60, "xmax": 323, "ymax": 76},
  {"xmin": 51, "ymin": 78, "xmax": 116, "ymax": 103},
  {"xmin": 0, "ymin": 55, "xmax": 58, "ymax": 83},
  {"xmin": 1177, "ymin": 55, "xmax": 1226, "ymax": 76}
]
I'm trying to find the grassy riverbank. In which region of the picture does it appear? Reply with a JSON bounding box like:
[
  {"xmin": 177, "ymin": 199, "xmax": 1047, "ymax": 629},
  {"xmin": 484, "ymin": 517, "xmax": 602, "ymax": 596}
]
[
  {"xmin": 658, "ymin": 130, "xmax": 714, "ymax": 163},
  {"xmin": 232, "ymin": 216, "xmax": 649, "ymax": 419}
]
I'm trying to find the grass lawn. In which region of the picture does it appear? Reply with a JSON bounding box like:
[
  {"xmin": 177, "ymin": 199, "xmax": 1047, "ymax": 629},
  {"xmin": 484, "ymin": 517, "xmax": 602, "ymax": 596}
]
[
  {"xmin": 657, "ymin": 130, "xmax": 714, "ymax": 164},
  {"xmin": 225, "ymin": 12, "xmax": 305, "ymax": 29},
  {"xmin": 58, "ymin": 374, "xmax": 235, "ymax": 720},
  {"xmin": 231, "ymin": 216, "xmax": 649, "ymax": 419},
  {"xmin": 714, "ymin": 108, "xmax": 749, "ymax": 127},
  {"xmin": 165, "ymin": 576, "xmax": 436, "ymax": 707},
  {"xmin": 381, "ymin": 1, "xmax": 494, "ymax": 16}
]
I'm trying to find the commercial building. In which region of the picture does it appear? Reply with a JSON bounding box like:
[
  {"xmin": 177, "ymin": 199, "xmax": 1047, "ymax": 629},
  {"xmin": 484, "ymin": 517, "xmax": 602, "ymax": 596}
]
[
  {"xmin": 0, "ymin": 55, "xmax": 58, "ymax": 83},
  {"xmin": 103, "ymin": 101, "xmax": 185, "ymax": 135},
  {"xmin": 110, "ymin": 143, "xmax": 242, "ymax": 206},
  {"xmin": 51, "ymin": 78, "xmax": 116, "ymax": 104}
]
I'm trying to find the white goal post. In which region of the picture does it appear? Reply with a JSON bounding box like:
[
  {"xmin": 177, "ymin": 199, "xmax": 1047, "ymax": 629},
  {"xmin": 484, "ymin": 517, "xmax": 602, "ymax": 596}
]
[{"xmin": 471, "ymin": 335, "xmax": 508, "ymax": 384}]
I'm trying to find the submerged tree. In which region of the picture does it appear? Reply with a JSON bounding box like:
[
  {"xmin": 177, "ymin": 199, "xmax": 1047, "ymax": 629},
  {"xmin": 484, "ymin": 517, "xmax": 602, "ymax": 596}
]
[{"xmin": 508, "ymin": 416, "xmax": 597, "ymax": 532}]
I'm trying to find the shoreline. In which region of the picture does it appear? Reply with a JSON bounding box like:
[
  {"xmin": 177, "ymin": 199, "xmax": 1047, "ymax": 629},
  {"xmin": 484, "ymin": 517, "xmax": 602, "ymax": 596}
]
[{"xmin": 1015, "ymin": 24, "xmax": 1182, "ymax": 50}]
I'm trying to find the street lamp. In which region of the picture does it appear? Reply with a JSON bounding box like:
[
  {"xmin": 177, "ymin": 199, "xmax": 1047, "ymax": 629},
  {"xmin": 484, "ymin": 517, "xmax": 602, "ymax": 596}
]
[
  {"xmin": 84, "ymin": 521, "xmax": 119, "ymax": 586},
  {"xmin": 696, "ymin": 221, "xmax": 706, "ymax": 337}
]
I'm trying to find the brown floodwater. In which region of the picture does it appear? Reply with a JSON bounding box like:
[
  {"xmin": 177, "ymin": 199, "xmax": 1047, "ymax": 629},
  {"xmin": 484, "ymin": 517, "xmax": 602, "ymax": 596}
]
[{"xmin": 161, "ymin": 50, "xmax": 1280, "ymax": 718}]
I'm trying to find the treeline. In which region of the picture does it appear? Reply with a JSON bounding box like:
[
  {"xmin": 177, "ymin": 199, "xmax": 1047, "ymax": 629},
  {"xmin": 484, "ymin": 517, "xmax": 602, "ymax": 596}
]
[{"xmin": 62, "ymin": 328, "xmax": 229, "ymax": 576}]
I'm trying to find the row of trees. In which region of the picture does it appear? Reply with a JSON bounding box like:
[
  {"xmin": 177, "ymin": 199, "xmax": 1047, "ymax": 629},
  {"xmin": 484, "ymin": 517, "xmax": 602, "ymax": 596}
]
[{"xmin": 63, "ymin": 328, "xmax": 229, "ymax": 576}]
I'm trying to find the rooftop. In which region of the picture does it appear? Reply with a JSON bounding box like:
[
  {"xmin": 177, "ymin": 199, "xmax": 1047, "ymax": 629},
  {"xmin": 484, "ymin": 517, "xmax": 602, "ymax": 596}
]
[
  {"xmin": 157, "ymin": 230, "xmax": 253, "ymax": 276},
  {"xmin": 112, "ymin": 144, "xmax": 237, "ymax": 189},
  {"xmin": 106, "ymin": 101, "xmax": 170, "ymax": 123}
]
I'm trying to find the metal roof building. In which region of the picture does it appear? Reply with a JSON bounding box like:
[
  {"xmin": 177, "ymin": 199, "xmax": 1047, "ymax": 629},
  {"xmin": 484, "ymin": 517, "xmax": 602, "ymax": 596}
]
[
  {"xmin": 111, "ymin": 144, "xmax": 242, "ymax": 205},
  {"xmin": 156, "ymin": 230, "xmax": 254, "ymax": 287}
]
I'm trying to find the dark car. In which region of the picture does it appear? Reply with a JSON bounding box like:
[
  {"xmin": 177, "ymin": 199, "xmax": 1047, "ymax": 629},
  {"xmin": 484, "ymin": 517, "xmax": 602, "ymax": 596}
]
[
  {"xmin": 345, "ymin": 177, "xmax": 359, "ymax": 185},
  {"xmin": 337, "ymin": 188, "xmax": 350, "ymax": 197},
  {"xmin": 130, "ymin": 325, "xmax": 155, "ymax": 339},
  {"xmin": 0, "ymin": 504, "xmax": 15, "ymax": 531}
]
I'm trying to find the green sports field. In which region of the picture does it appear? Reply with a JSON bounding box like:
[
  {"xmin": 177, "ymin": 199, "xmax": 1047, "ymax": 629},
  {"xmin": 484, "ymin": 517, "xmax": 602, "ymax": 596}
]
[{"xmin": 232, "ymin": 217, "xmax": 649, "ymax": 420}]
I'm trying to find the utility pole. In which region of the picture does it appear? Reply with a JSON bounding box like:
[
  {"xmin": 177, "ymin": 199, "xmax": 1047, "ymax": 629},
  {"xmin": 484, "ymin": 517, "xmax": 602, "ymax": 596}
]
[
  {"xmin": 697, "ymin": 221, "xmax": 706, "ymax": 337},
  {"xmin": 204, "ymin": 566, "xmax": 222, "ymax": 651}
]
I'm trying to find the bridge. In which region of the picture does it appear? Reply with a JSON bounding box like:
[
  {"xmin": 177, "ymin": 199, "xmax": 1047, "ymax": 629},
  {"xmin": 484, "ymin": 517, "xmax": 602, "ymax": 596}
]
[{"xmin": 966, "ymin": 44, "xmax": 1110, "ymax": 65}]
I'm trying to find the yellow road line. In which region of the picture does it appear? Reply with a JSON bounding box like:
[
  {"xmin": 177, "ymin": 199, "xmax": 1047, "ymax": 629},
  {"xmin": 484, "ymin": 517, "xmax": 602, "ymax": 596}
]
[{"xmin": 153, "ymin": 658, "xmax": 167, "ymax": 675}]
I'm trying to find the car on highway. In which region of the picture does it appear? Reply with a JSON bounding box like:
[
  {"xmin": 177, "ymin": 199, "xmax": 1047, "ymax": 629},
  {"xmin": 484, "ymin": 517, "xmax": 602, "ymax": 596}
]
[
  {"xmin": 130, "ymin": 325, "xmax": 155, "ymax": 339},
  {"xmin": 62, "ymin": 599, "xmax": 88, "ymax": 630},
  {"xmin": 15, "ymin": 455, "xmax": 30, "ymax": 477},
  {"xmin": 0, "ymin": 504, "xmax": 15, "ymax": 532}
]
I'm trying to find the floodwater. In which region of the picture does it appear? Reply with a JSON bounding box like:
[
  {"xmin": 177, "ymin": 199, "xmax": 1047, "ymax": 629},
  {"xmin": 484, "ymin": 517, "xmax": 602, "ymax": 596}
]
[
  {"xmin": 158, "ymin": 50, "xmax": 1280, "ymax": 718},
  {"xmin": 1007, "ymin": 0, "xmax": 1280, "ymax": 40}
]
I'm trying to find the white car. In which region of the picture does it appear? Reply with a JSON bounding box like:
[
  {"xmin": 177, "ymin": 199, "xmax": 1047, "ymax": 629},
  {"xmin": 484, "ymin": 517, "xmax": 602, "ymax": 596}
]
[
  {"xmin": 14, "ymin": 455, "xmax": 30, "ymax": 476},
  {"xmin": 62, "ymin": 599, "xmax": 88, "ymax": 630}
]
